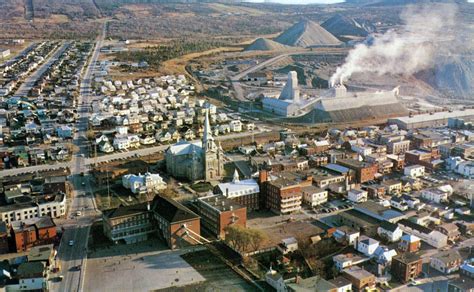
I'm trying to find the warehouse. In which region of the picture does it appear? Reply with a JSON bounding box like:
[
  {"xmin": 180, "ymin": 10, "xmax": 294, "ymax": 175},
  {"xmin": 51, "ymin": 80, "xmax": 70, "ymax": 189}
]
[{"xmin": 388, "ymin": 109, "xmax": 474, "ymax": 130}]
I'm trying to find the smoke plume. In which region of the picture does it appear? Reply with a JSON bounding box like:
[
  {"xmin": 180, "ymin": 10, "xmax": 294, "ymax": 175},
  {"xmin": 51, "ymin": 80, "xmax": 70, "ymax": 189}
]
[{"xmin": 329, "ymin": 4, "xmax": 459, "ymax": 87}]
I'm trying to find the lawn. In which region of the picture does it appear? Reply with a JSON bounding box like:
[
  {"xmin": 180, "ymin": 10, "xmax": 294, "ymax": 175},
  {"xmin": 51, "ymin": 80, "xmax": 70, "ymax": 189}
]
[{"xmin": 190, "ymin": 182, "xmax": 213, "ymax": 193}]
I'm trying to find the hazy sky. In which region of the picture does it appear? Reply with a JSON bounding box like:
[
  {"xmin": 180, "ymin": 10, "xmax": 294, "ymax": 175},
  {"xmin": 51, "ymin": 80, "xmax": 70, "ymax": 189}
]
[{"xmin": 244, "ymin": 0, "xmax": 345, "ymax": 4}]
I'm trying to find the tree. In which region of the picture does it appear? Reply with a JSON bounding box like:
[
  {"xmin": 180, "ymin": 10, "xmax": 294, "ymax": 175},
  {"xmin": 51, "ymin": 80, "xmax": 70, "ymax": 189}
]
[
  {"xmin": 248, "ymin": 229, "xmax": 267, "ymax": 251},
  {"xmin": 224, "ymin": 225, "xmax": 263, "ymax": 253}
]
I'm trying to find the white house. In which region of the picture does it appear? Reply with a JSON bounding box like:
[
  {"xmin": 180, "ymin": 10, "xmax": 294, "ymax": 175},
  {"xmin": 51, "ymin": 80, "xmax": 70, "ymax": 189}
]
[
  {"xmin": 277, "ymin": 237, "xmax": 298, "ymax": 254},
  {"xmin": 333, "ymin": 226, "xmax": 360, "ymax": 245},
  {"xmin": 430, "ymin": 250, "xmax": 463, "ymax": 274},
  {"xmin": 421, "ymin": 185, "xmax": 453, "ymax": 203},
  {"xmin": 404, "ymin": 165, "xmax": 425, "ymax": 178},
  {"xmin": 390, "ymin": 196, "xmax": 408, "ymax": 211},
  {"xmin": 113, "ymin": 136, "xmax": 130, "ymax": 150},
  {"xmin": 98, "ymin": 140, "xmax": 114, "ymax": 153},
  {"xmin": 333, "ymin": 253, "xmax": 369, "ymax": 271},
  {"xmin": 229, "ymin": 120, "xmax": 242, "ymax": 132},
  {"xmin": 356, "ymin": 236, "xmax": 379, "ymax": 257},
  {"xmin": 348, "ymin": 188, "xmax": 368, "ymax": 203},
  {"xmin": 373, "ymin": 246, "xmax": 397, "ymax": 265},
  {"xmin": 456, "ymin": 161, "xmax": 474, "ymax": 178},
  {"xmin": 302, "ymin": 186, "xmax": 328, "ymax": 207},
  {"xmin": 377, "ymin": 221, "xmax": 403, "ymax": 242},
  {"xmin": 122, "ymin": 173, "xmax": 167, "ymax": 194}
]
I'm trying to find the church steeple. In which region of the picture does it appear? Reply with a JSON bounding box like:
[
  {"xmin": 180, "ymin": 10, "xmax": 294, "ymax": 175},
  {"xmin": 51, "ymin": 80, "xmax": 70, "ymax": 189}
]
[
  {"xmin": 232, "ymin": 169, "xmax": 240, "ymax": 183},
  {"xmin": 203, "ymin": 109, "xmax": 215, "ymax": 151}
]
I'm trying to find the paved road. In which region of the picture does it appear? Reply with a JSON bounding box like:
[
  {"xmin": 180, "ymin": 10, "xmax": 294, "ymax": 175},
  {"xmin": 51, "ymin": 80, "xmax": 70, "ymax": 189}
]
[
  {"xmin": 12, "ymin": 42, "xmax": 69, "ymax": 99},
  {"xmin": 0, "ymin": 127, "xmax": 272, "ymax": 177},
  {"xmin": 52, "ymin": 23, "xmax": 106, "ymax": 292}
]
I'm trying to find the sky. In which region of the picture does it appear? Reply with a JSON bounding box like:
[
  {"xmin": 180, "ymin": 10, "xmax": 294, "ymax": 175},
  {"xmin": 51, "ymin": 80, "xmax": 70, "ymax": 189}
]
[{"xmin": 244, "ymin": 0, "xmax": 345, "ymax": 4}]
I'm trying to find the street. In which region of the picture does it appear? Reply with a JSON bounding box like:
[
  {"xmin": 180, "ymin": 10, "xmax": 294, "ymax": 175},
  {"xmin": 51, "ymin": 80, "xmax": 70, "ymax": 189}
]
[{"xmin": 50, "ymin": 22, "xmax": 106, "ymax": 292}]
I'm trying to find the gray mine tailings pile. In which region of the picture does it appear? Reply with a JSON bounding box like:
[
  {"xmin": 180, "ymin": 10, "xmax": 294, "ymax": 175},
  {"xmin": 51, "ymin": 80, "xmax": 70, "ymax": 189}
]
[
  {"xmin": 245, "ymin": 38, "xmax": 291, "ymax": 51},
  {"xmin": 321, "ymin": 14, "xmax": 374, "ymax": 37},
  {"xmin": 275, "ymin": 19, "xmax": 342, "ymax": 48},
  {"xmin": 425, "ymin": 54, "xmax": 474, "ymax": 100}
]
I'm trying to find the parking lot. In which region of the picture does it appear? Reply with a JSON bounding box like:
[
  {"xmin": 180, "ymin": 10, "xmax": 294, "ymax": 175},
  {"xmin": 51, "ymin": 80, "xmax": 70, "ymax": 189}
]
[{"xmin": 84, "ymin": 245, "xmax": 207, "ymax": 292}]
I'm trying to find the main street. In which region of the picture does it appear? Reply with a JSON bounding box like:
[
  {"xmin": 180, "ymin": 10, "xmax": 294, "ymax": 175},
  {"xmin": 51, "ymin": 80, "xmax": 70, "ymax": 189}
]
[{"xmin": 51, "ymin": 22, "xmax": 106, "ymax": 292}]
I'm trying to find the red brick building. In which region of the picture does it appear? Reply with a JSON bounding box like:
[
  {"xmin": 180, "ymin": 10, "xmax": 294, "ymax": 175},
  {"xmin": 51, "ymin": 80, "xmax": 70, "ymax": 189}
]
[
  {"xmin": 10, "ymin": 217, "xmax": 57, "ymax": 252},
  {"xmin": 265, "ymin": 178, "xmax": 302, "ymax": 214},
  {"xmin": 391, "ymin": 253, "xmax": 423, "ymax": 283},
  {"xmin": 195, "ymin": 194, "xmax": 247, "ymax": 239},
  {"xmin": 336, "ymin": 159, "xmax": 378, "ymax": 183},
  {"xmin": 152, "ymin": 196, "xmax": 201, "ymax": 249}
]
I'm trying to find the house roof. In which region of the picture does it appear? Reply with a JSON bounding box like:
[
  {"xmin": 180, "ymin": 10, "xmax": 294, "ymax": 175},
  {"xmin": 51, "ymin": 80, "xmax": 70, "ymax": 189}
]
[
  {"xmin": 27, "ymin": 244, "xmax": 54, "ymax": 262},
  {"xmin": 17, "ymin": 262, "xmax": 45, "ymax": 279},
  {"xmin": 394, "ymin": 252, "xmax": 421, "ymax": 264},
  {"xmin": 329, "ymin": 276, "xmax": 352, "ymax": 288},
  {"xmin": 432, "ymin": 250, "xmax": 462, "ymax": 264},
  {"xmin": 379, "ymin": 221, "xmax": 399, "ymax": 232},
  {"xmin": 152, "ymin": 196, "xmax": 199, "ymax": 223}
]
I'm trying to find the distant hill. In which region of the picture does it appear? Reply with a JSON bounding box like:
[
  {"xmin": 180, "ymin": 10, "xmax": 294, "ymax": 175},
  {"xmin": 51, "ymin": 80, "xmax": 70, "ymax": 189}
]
[
  {"xmin": 321, "ymin": 14, "xmax": 374, "ymax": 37},
  {"xmin": 274, "ymin": 19, "xmax": 342, "ymax": 48},
  {"xmin": 244, "ymin": 38, "xmax": 291, "ymax": 51}
]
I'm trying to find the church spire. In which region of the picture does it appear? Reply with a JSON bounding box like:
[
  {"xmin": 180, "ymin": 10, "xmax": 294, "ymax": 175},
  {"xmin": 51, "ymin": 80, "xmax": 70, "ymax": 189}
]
[
  {"xmin": 232, "ymin": 169, "xmax": 240, "ymax": 183},
  {"xmin": 203, "ymin": 109, "xmax": 215, "ymax": 151}
]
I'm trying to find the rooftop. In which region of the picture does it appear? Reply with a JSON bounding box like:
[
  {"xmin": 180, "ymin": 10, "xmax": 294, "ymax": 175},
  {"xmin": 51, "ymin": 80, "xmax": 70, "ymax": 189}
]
[
  {"xmin": 152, "ymin": 195, "xmax": 199, "ymax": 223},
  {"xmin": 432, "ymin": 250, "xmax": 462, "ymax": 264},
  {"xmin": 103, "ymin": 202, "xmax": 149, "ymax": 220},
  {"xmin": 389, "ymin": 109, "xmax": 474, "ymax": 125},
  {"xmin": 393, "ymin": 252, "xmax": 421, "ymax": 264},
  {"xmin": 343, "ymin": 266, "xmax": 374, "ymax": 279},
  {"xmin": 28, "ymin": 244, "xmax": 54, "ymax": 263},
  {"xmin": 198, "ymin": 194, "xmax": 246, "ymax": 213}
]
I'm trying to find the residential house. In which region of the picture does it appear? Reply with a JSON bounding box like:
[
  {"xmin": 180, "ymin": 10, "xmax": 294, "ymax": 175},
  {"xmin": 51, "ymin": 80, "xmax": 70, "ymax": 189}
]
[
  {"xmin": 430, "ymin": 250, "xmax": 463, "ymax": 274},
  {"xmin": 342, "ymin": 266, "xmax": 376, "ymax": 292},
  {"xmin": 333, "ymin": 253, "xmax": 368, "ymax": 271},
  {"xmin": 277, "ymin": 237, "xmax": 298, "ymax": 254},
  {"xmin": 404, "ymin": 165, "xmax": 425, "ymax": 178},
  {"xmin": 355, "ymin": 236, "xmax": 379, "ymax": 257},
  {"xmin": 435, "ymin": 223, "xmax": 461, "ymax": 243},
  {"xmin": 398, "ymin": 234, "xmax": 421, "ymax": 252},
  {"xmin": 348, "ymin": 188, "xmax": 368, "ymax": 203},
  {"xmin": 302, "ymin": 186, "xmax": 327, "ymax": 207},
  {"xmin": 377, "ymin": 221, "xmax": 403, "ymax": 242},
  {"xmin": 333, "ymin": 226, "xmax": 360, "ymax": 246}
]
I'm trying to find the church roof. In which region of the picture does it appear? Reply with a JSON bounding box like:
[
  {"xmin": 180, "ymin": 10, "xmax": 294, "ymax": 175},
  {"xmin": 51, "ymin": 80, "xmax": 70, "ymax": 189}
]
[{"xmin": 167, "ymin": 140, "xmax": 202, "ymax": 156}]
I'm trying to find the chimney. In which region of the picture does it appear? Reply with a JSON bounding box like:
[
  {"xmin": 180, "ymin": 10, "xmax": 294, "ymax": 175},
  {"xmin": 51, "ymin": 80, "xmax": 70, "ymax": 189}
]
[{"xmin": 226, "ymin": 188, "xmax": 229, "ymax": 197}]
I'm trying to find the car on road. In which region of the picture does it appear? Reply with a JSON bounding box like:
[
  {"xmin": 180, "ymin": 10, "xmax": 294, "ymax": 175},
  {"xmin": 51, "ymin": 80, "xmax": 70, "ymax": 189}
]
[
  {"xmin": 76, "ymin": 211, "xmax": 82, "ymax": 216},
  {"xmin": 81, "ymin": 181, "xmax": 85, "ymax": 186},
  {"xmin": 409, "ymin": 280, "xmax": 421, "ymax": 286},
  {"xmin": 68, "ymin": 240, "xmax": 74, "ymax": 246}
]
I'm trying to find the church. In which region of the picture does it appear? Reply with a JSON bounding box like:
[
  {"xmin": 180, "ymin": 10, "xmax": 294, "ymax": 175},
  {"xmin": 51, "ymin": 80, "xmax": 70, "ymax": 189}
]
[{"xmin": 165, "ymin": 110, "xmax": 224, "ymax": 182}]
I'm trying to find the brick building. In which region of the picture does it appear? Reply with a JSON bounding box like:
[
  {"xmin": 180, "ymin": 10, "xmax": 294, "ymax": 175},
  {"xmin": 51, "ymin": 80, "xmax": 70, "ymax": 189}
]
[
  {"xmin": 265, "ymin": 178, "xmax": 302, "ymax": 214},
  {"xmin": 391, "ymin": 253, "xmax": 423, "ymax": 283},
  {"xmin": 194, "ymin": 194, "xmax": 246, "ymax": 239},
  {"xmin": 10, "ymin": 217, "xmax": 57, "ymax": 252},
  {"xmin": 336, "ymin": 159, "xmax": 378, "ymax": 183},
  {"xmin": 342, "ymin": 266, "xmax": 375, "ymax": 291},
  {"xmin": 152, "ymin": 196, "xmax": 201, "ymax": 249},
  {"xmin": 102, "ymin": 202, "xmax": 155, "ymax": 245}
]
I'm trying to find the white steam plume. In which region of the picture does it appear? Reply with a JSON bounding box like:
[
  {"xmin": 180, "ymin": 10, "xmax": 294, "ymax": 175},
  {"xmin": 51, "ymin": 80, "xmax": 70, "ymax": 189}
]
[{"xmin": 329, "ymin": 4, "xmax": 458, "ymax": 87}]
